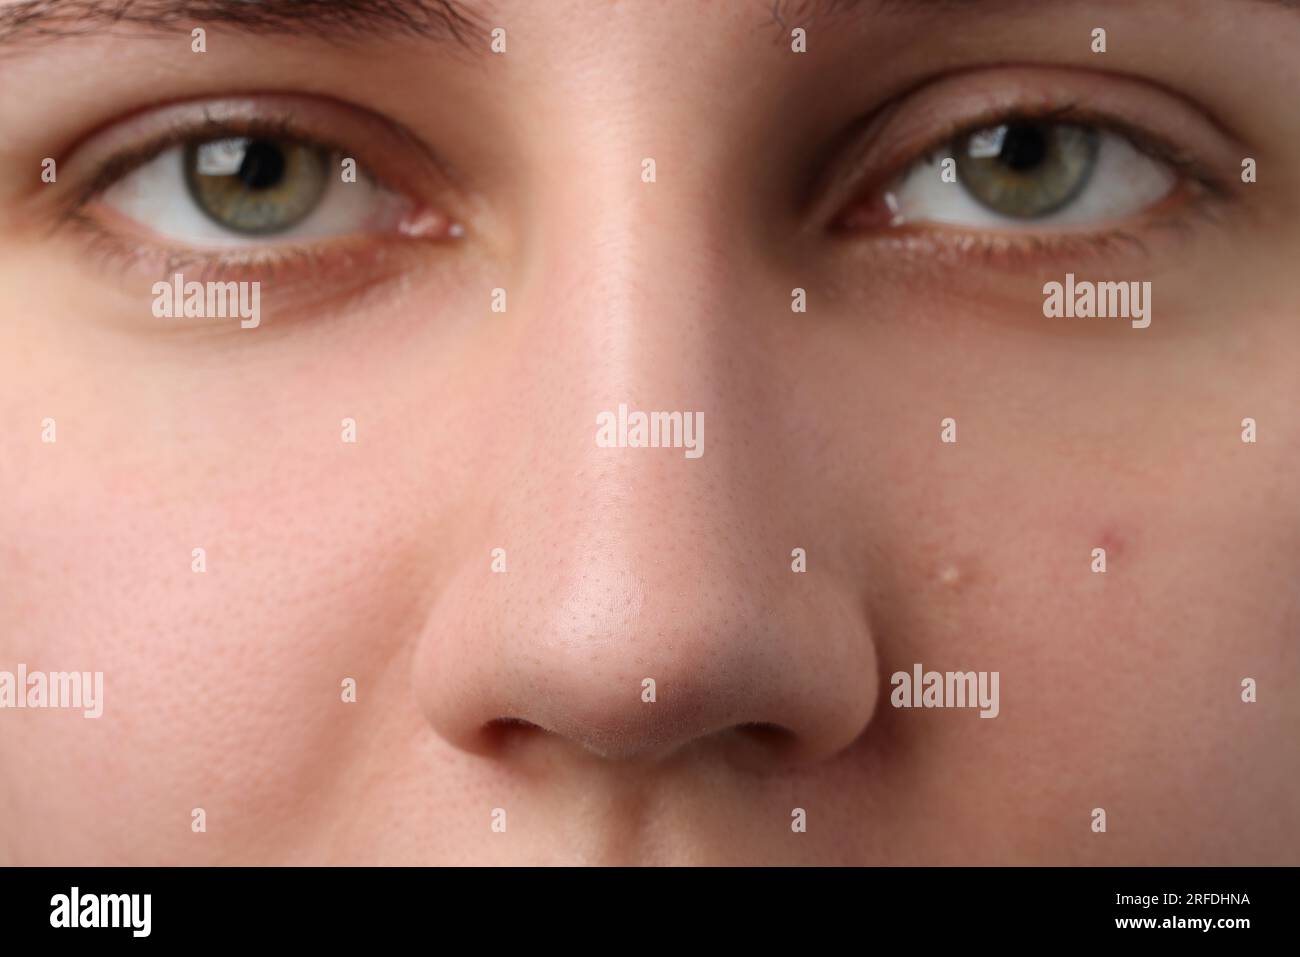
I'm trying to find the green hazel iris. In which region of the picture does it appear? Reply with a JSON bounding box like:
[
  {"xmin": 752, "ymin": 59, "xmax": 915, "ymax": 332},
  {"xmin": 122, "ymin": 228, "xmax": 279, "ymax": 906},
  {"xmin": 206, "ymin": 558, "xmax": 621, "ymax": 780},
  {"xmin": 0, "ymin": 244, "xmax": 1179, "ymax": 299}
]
[
  {"xmin": 953, "ymin": 122, "xmax": 1100, "ymax": 219},
  {"xmin": 183, "ymin": 137, "xmax": 329, "ymax": 235}
]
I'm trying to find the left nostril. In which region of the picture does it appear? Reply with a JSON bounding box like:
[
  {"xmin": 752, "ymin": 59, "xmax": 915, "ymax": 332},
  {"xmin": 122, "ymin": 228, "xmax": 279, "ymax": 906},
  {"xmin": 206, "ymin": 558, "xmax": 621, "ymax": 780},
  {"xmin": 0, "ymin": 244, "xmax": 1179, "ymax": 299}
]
[
  {"xmin": 727, "ymin": 722, "xmax": 802, "ymax": 768},
  {"xmin": 736, "ymin": 722, "xmax": 793, "ymax": 743},
  {"xmin": 486, "ymin": 717, "xmax": 542, "ymax": 731},
  {"xmin": 483, "ymin": 717, "xmax": 547, "ymax": 750}
]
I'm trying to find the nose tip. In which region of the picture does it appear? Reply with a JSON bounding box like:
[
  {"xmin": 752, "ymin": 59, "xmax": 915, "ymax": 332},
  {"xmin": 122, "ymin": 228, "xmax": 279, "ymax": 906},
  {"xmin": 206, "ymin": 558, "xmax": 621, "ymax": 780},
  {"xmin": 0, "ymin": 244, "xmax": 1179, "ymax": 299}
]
[{"xmin": 415, "ymin": 558, "xmax": 880, "ymax": 769}]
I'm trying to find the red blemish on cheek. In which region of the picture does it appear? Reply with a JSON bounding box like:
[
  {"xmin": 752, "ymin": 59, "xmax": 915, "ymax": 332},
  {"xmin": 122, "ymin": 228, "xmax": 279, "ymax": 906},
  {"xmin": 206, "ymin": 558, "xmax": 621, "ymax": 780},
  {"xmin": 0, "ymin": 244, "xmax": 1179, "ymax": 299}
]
[{"xmin": 1096, "ymin": 526, "xmax": 1130, "ymax": 562}]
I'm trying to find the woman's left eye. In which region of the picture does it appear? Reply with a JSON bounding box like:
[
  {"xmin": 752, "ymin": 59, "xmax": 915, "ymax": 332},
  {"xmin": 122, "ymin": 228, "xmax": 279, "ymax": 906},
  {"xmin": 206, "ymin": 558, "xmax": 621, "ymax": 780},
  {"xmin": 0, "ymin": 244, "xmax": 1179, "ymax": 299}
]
[
  {"xmin": 99, "ymin": 134, "xmax": 423, "ymax": 246},
  {"xmin": 883, "ymin": 120, "xmax": 1177, "ymax": 228}
]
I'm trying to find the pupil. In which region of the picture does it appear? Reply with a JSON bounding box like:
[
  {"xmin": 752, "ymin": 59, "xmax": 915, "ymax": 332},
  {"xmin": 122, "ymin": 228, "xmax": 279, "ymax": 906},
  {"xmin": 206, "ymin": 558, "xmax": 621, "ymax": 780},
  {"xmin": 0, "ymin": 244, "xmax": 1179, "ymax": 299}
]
[
  {"xmin": 999, "ymin": 124, "xmax": 1048, "ymax": 172},
  {"xmin": 237, "ymin": 141, "xmax": 286, "ymax": 190}
]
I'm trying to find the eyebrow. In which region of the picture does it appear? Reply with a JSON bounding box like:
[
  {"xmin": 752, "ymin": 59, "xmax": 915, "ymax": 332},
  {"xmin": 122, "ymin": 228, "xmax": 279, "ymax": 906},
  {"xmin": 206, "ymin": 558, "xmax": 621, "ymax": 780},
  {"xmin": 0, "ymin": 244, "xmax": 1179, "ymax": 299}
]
[
  {"xmin": 3, "ymin": 0, "xmax": 1295, "ymax": 51},
  {"xmin": 0, "ymin": 0, "xmax": 490, "ymax": 49},
  {"xmin": 774, "ymin": 0, "xmax": 1299, "ymax": 23}
]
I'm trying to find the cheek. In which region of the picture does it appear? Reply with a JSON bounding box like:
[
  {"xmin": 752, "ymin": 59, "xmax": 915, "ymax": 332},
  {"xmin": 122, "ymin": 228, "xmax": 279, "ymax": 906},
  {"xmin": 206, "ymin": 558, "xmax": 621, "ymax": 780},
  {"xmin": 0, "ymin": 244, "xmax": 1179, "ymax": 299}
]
[
  {"xmin": 0, "ymin": 282, "xmax": 499, "ymax": 861},
  {"xmin": 0, "ymin": 389, "xmax": 432, "ymax": 861},
  {"xmin": 852, "ymin": 408, "xmax": 1298, "ymax": 860}
]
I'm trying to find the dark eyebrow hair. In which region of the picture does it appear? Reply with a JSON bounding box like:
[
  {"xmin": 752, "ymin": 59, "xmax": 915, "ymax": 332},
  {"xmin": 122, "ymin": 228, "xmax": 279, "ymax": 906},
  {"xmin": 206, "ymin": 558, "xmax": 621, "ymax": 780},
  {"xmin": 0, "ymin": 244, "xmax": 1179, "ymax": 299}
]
[
  {"xmin": 0, "ymin": 0, "xmax": 491, "ymax": 49},
  {"xmin": 769, "ymin": 0, "xmax": 1300, "ymax": 28}
]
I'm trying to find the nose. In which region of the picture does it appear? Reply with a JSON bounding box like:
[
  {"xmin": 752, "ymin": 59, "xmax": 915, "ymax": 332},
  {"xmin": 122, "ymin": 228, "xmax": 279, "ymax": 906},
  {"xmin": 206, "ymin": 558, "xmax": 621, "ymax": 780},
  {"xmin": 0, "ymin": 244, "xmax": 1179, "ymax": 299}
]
[
  {"xmin": 417, "ymin": 524, "xmax": 880, "ymax": 767},
  {"xmin": 411, "ymin": 133, "xmax": 880, "ymax": 771}
]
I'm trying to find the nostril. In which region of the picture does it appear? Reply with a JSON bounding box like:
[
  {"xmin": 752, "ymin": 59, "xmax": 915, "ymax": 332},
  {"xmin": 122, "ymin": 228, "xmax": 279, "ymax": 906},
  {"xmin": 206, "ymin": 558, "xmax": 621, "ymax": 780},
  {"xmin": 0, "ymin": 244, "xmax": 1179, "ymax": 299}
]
[
  {"xmin": 483, "ymin": 717, "xmax": 547, "ymax": 749},
  {"xmin": 487, "ymin": 717, "xmax": 543, "ymax": 731},
  {"xmin": 736, "ymin": 721, "xmax": 795, "ymax": 744},
  {"xmin": 732, "ymin": 722, "xmax": 801, "ymax": 764},
  {"xmin": 672, "ymin": 722, "xmax": 800, "ymax": 773}
]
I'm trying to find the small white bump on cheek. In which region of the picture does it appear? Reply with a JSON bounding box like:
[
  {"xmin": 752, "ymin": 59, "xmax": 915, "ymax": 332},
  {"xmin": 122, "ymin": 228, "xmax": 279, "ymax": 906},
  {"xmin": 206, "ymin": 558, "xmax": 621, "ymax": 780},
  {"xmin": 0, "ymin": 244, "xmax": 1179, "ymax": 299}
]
[{"xmin": 937, "ymin": 564, "xmax": 962, "ymax": 588}]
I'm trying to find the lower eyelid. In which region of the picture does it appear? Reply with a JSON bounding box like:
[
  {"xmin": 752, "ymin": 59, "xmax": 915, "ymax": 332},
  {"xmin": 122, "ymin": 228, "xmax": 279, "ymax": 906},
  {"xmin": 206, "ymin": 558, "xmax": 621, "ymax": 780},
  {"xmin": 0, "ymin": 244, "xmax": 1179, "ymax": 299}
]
[
  {"xmin": 34, "ymin": 106, "xmax": 472, "ymax": 334},
  {"xmin": 31, "ymin": 80, "xmax": 1245, "ymax": 306},
  {"xmin": 834, "ymin": 190, "xmax": 1220, "ymax": 276},
  {"xmin": 63, "ymin": 214, "xmax": 455, "ymax": 336}
]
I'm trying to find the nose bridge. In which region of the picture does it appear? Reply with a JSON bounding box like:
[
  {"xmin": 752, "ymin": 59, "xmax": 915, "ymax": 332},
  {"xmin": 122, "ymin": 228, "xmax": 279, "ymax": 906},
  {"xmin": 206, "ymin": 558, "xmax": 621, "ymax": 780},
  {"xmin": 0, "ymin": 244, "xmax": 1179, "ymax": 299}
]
[
  {"xmin": 500, "ymin": 204, "xmax": 760, "ymax": 670},
  {"xmin": 524, "ymin": 143, "xmax": 740, "ymax": 392},
  {"xmin": 501, "ymin": 146, "xmax": 748, "ymax": 527},
  {"xmin": 513, "ymin": 148, "xmax": 784, "ymax": 578},
  {"xmin": 492, "ymin": 5, "xmax": 761, "ymax": 450}
]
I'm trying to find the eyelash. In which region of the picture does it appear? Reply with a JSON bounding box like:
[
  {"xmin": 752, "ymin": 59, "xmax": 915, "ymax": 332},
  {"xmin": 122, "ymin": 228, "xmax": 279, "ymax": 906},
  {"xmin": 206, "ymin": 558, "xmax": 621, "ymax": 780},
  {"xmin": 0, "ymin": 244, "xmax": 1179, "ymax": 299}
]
[
  {"xmin": 827, "ymin": 102, "xmax": 1234, "ymax": 265},
  {"xmin": 58, "ymin": 98, "xmax": 1236, "ymax": 286},
  {"xmin": 56, "ymin": 113, "xmax": 441, "ymax": 291},
  {"xmin": 925, "ymin": 103, "xmax": 1222, "ymax": 190},
  {"xmin": 72, "ymin": 116, "xmax": 343, "ymax": 210}
]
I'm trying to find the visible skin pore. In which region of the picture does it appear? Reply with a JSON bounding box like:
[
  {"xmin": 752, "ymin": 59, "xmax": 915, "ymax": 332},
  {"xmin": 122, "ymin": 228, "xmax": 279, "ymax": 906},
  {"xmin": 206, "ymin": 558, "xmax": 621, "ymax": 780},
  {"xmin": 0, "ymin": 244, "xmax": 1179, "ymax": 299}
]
[{"xmin": 0, "ymin": 0, "xmax": 1297, "ymax": 865}]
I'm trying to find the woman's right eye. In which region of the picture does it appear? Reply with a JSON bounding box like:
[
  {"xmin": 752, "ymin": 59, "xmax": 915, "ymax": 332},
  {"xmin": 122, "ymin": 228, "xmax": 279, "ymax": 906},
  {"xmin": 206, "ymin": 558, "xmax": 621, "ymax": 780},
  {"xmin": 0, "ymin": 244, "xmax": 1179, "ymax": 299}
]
[{"xmin": 99, "ymin": 132, "xmax": 441, "ymax": 247}]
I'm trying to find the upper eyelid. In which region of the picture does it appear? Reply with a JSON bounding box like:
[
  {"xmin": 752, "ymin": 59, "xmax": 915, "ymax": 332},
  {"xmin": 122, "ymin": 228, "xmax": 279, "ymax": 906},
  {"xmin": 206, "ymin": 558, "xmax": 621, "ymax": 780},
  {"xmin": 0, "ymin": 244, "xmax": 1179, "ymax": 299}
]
[
  {"xmin": 977, "ymin": 106, "xmax": 1199, "ymax": 163},
  {"xmin": 29, "ymin": 75, "xmax": 1244, "ymax": 249},
  {"xmin": 807, "ymin": 66, "xmax": 1245, "ymax": 228},
  {"xmin": 72, "ymin": 118, "xmax": 350, "ymax": 212},
  {"xmin": 51, "ymin": 95, "xmax": 465, "ymax": 217},
  {"xmin": 856, "ymin": 106, "xmax": 1216, "ymax": 208},
  {"xmin": 911, "ymin": 105, "xmax": 1221, "ymax": 198}
]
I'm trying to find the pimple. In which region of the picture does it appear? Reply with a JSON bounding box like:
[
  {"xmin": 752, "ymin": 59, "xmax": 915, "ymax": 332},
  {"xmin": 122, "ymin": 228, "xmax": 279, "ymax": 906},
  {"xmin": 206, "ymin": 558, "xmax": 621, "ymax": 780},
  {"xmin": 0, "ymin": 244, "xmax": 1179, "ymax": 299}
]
[
  {"xmin": 937, "ymin": 563, "xmax": 962, "ymax": 588},
  {"xmin": 1095, "ymin": 526, "xmax": 1129, "ymax": 560}
]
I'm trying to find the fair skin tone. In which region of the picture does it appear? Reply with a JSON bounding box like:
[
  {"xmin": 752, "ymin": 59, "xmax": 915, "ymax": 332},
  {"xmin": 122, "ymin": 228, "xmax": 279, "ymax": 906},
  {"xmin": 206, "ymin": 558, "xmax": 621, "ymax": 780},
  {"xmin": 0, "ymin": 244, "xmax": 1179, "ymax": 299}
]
[{"xmin": 0, "ymin": 0, "xmax": 1296, "ymax": 865}]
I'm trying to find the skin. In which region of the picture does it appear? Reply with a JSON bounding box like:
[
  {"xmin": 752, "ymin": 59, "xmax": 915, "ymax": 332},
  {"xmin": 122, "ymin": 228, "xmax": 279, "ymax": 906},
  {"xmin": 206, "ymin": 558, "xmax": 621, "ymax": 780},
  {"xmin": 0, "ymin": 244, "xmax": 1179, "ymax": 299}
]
[{"xmin": 0, "ymin": 0, "xmax": 1297, "ymax": 865}]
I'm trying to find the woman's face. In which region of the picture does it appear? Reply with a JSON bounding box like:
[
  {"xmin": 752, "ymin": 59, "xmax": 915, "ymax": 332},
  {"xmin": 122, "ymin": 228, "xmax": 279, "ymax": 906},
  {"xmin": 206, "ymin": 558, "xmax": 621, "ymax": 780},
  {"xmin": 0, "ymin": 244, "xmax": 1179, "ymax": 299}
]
[{"xmin": 1, "ymin": 0, "xmax": 1296, "ymax": 865}]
